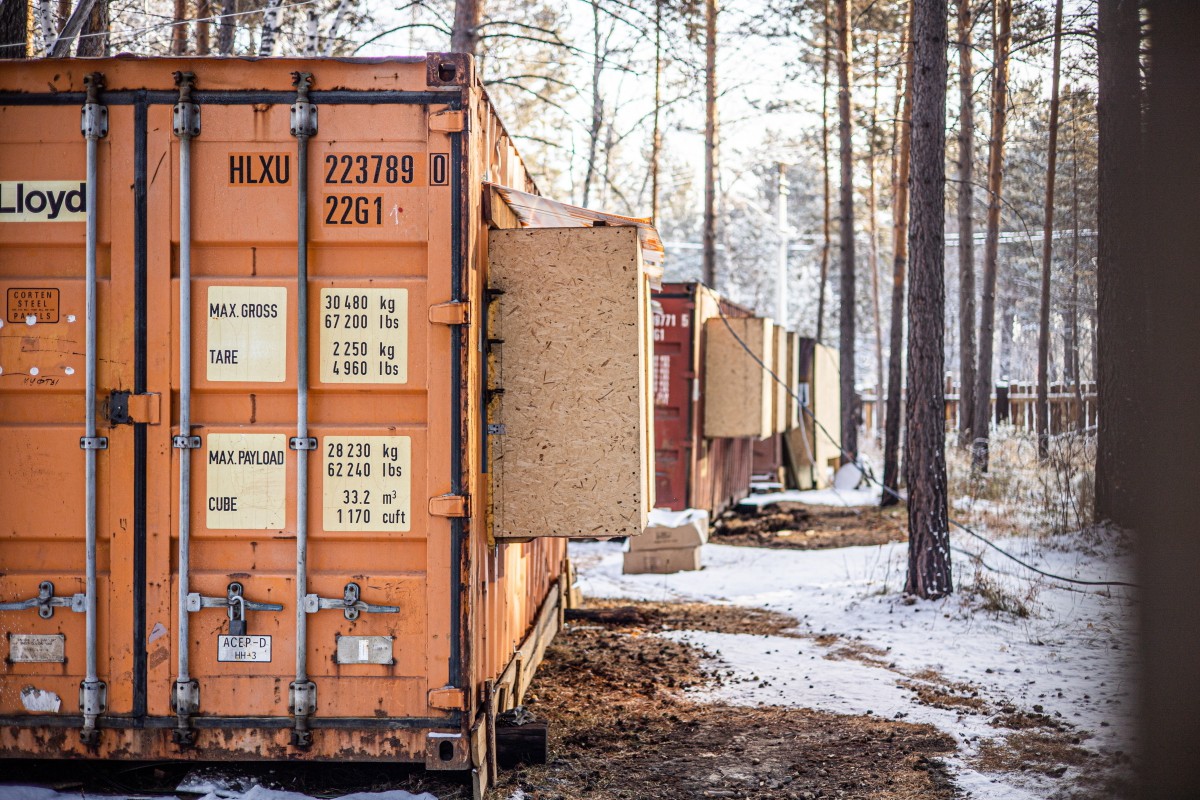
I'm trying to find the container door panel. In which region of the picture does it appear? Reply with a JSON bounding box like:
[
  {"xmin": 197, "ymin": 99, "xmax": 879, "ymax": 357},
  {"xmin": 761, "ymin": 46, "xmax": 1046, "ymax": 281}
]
[
  {"xmin": 153, "ymin": 100, "xmax": 456, "ymax": 722},
  {"xmin": 652, "ymin": 293, "xmax": 696, "ymax": 512},
  {"xmin": 0, "ymin": 105, "xmax": 138, "ymax": 716}
]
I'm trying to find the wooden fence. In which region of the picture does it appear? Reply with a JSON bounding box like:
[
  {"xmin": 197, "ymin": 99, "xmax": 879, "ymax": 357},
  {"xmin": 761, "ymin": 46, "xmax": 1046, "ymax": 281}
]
[{"xmin": 861, "ymin": 380, "xmax": 1097, "ymax": 436}]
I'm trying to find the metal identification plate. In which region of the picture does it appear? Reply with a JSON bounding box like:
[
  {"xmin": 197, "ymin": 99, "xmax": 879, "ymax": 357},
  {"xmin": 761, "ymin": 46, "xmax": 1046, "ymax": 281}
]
[
  {"xmin": 335, "ymin": 635, "xmax": 394, "ymax": 665},
  {"xmin": 9, "ymin": 634, "xmax": 65, "ymax": 663},
  {"xmin": 216, "ymin": 634, "xmax": 272, "ymax": 663}
]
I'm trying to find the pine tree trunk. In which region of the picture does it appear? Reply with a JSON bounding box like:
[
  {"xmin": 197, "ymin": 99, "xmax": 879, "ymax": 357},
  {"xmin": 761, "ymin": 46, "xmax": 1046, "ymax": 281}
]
[
  {"xmin": 1036, "ymin": 0, "xmax": 1064, "ymax": 458},
  {"xmin": 868, "ymin": 35, "xmax": 884, "ymax": 441},
  {"xmin": 1068, "ymin": 97, "xmax": 1085, "ymax": 429},
  {"xmin": 904, "ymin": 0, "xmax": 951, "ymax": 599},
  {"xmin": 955, "ymin": 0, "xmax": 976, "ymax": 447},
  {"xmin": 881, "ymin": 3, "xmax": 913, "ymax": 509},
  {"xmin": 451, "ymin": 0, "xmax": 482, "ymax": 55},
  {"xmin": 835, "ymin": 0, "xmax": 857, "ymax": 463},
  {"xmin": 1095, "ymin": 0, "xmax": 1144, "ymax": 527},
  {"xmin": 74, "ymin": 0, "xmax": 106, "ymax": 56},
  {"xmin": 816, "ymin": 0, "xmax": 832, "ymax": 343},
  {"xmin": 702, "ymin": 0, "xmax": 719, "ymax": 287},
  {"xmin": 971, "ymin": 0, "xmax": 1012, "ymax": 472},
  {"xmin": 217, "ymin": 0, "xmax": 235, "ymax": 55},
  {"xmin": 172, "ymin": 0, "xmax": 187, "ymax": 54},
  {"xmin": 0, "ymin": 0, "xmax": 30, "ymax": 57},
  {"xmin": 194, "ymin": 0, "xmax": 209, "ymax": 54}
]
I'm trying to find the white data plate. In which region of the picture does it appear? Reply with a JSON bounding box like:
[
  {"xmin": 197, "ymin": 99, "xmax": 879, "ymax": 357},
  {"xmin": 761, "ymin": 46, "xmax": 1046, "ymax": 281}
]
[
  {"xmin": 216, "ymin": 634, "xmax": 272, "ymax": 663},
  {"xmin": 9, "ymin": 634, "xmax": 65, "ymax": 663}
]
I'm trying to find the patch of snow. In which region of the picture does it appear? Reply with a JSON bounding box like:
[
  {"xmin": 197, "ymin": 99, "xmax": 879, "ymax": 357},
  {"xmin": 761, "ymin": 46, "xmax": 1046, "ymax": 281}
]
[
  {"xmin": 570, "ymin": 528, "xmax": 1136, "ymax": 798},
  {"xmin": 735, "ymin": 487, "xmax": 882, "ymax": 507}
]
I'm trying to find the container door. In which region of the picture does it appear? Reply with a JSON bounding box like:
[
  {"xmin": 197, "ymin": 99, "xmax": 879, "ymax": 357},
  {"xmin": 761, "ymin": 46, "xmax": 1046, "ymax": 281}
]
[
  {"xmin": 0, "ymin": 102, "xmax": 142, "ymax": 721},
  {"xmin": 152, "ymin": 95, "xmax": 459, "ymax": 726},
  {"xmin": 652, "ymin": 292, "xmax": 696, "ymax": 511}
]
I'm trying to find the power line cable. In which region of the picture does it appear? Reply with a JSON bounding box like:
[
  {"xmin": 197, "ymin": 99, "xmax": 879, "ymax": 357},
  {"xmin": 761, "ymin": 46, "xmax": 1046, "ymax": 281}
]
[{"xmin": 697, "ymin": 284, "xmax": 1137, "ymax": 590}]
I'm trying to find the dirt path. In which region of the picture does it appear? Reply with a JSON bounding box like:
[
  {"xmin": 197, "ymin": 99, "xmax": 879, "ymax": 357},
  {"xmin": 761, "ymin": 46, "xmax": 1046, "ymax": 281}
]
[
  {"xmin": 712, "ymin": 502, "xmax": 908, "ymax": 550},
  {"xmin": 491, "ymin": 602, "xmax": 957, "ymax": 800}
]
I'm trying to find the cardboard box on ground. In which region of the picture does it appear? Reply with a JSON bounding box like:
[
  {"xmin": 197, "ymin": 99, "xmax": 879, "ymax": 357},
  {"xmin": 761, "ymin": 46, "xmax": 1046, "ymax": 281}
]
[{"xmin": 623, "ymin": 508, "xmax": 709, "ymax": 574}]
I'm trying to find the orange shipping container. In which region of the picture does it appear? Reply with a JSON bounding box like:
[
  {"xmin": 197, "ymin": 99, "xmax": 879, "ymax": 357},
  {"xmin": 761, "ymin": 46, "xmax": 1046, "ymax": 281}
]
[{"xmin": 0, "ymin": 55, "xmax": 654, "ymax": 793}]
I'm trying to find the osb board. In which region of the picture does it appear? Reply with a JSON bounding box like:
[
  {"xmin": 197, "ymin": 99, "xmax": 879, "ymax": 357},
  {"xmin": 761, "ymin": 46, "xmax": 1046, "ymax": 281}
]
[
  {"xmin": 786, "ymin": 331, "xmax": 801, "ymax": 430},
  {"xmin": 812, "ymin": 342, "xmax": 843, "ymax": 483},
  {"xmin": 772, "ymin": 325, "xmax": 789, "ymax": 434},
  {"xmin": 488, "ymin": 226, "xmax": 651, "ymax": 538},
  {"xmin": 703, "ymin": 316, "xmax": 774, "ymax": 439}
]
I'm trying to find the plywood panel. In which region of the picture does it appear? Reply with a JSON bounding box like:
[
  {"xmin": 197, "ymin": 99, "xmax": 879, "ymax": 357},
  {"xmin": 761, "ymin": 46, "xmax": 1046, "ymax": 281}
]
[
  {"xmin": 703, "ymin": 316, "xmax": 774, "ymax": 439},
  {"xmin": 812, "ymin": 343, "xmax": 843, "ymax": 483},
  {"xmin": 772, "ymin": 325, "xmax": 789, "ymax": 434},
  {"xmin": 488, "ymin": 226, "xmax": 651, "ymax": 538},
  {"xmin": 786, "ymin": 332, "xmax": 801, "ymax": 430}
]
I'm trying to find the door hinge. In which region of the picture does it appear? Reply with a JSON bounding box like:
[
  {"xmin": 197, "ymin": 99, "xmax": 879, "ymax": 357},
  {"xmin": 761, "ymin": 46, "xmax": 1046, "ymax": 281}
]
[
  {"xmin": 108, "ymin": 391, "xmax": 162, "ymax": 425},
  {"xmin": 429, "ymin": 302, "xmax": 469, "ymax": 325},
  {"xmin": 428, "ymin": 686, "xmax": 466, "ymax": 710},
  {"xmin": 429, "ymin": 494, "xmax": 469, "ymax": 518},
  {"xmin": 428, "ymin": 109, "xmax": 465, "ymax": 133}
]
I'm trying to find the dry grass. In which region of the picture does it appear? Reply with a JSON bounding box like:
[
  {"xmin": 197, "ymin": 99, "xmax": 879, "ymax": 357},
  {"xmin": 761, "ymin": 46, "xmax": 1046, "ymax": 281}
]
[{"xmin": 947, "ymin": 427, "xmax": 1096, "ymax": 539}]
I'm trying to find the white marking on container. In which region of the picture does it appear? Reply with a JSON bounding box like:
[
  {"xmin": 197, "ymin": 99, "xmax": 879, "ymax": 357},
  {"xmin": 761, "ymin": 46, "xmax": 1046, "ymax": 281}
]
[
  {"xmin": 64, "ymin": 366, "xmax": 75, "ymax": 375},
  {"xmin": 20, "ymin": 687, "xmax": 62, "ymax": 713},
  {"xmin": 25, "ymin": 315, "xmax": 36, "ymax": 326},
  {"xmin": 29, "ymin": 366, "xmax": 38, "ymax": 376},
  {"xmin": 149, "ymin": 621, "xmax": 168, "ymax": 643},
  {"xmin": 67, "ymin": 314, "xmax": 76, "ymax": 322}
]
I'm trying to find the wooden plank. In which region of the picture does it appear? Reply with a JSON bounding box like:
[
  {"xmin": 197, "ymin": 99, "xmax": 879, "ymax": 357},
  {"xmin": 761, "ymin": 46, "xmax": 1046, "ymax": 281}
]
[
  {"xmin": 812, "ymin": 343, "xmax": 843, "ymax": 482},
  {"xmin": 489, "ymin": 227, "xmax": 652, "ymax": 538},
  {"xmin": 702, "ymin": 316, "xmax": 774, "ymax": 439},
  {"xmin": 786, "ymin": 332, "xmax": 801, "ymax": 430},
  {"xmin": 772, "ymin": 325, "xmax": 789, "ymax": 434}
]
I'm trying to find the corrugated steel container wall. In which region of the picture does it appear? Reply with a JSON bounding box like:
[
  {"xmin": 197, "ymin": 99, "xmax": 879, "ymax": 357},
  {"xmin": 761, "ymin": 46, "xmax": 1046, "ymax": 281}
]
[
  {"xmin": 652, "ymin": 283, "xmax": 754, "ymax": 516},
  {"xmin": 0, "ymin": 56, "xmax": 564, "ymax": 766}
]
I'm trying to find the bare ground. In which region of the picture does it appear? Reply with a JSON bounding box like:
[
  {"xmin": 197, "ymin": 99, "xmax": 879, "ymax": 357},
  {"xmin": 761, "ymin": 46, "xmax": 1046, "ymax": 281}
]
[
  {"xmin": 490, "ymin": 602, "xmax": 959, "ymax": 800},
  {"xmin": 712, "ymin": 502, "xmax": 908, "ymax": 550}
]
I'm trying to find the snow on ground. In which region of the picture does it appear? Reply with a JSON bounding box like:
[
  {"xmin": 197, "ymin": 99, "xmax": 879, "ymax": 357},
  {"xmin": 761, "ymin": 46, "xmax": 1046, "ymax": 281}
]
[
  {"xmin": 735, "ymin": 487, "xmax": 883, "ymax": 507},
  {"xmin": 573, "ymin": 518, "xmax": 1136, "ymax": 799},
  {"xmin": 0, "ymin": 777, "xmax": 438, "ymax": 800}
]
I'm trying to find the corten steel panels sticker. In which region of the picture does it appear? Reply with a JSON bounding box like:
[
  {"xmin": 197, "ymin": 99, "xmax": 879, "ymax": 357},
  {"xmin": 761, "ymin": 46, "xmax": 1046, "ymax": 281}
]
[
  {"xmin": 205, "ymin": 286, "xmax": 288, "ymax": 381},
  {"xmin": 0, "ymin": 181, "xmax": 87, "ymax": 222},
  {"xmin": 6, "ymin": 288, "xmax": 59, "ymax": 323},
  {"xmin": 319, "ymin": 288, "xmax": 408, "ymax": 383},
  {"xmin": 205, "ymin": 433, "xmax": 288, "ymax": 529},
  {"xmin": 322, "ymin": 435, "xmax": 412, "ymax": 531}
]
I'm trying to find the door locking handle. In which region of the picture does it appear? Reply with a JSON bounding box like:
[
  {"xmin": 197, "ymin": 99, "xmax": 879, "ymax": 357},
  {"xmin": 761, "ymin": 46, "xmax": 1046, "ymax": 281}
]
[{"xmin": 303, "ymin": 582, "xmax": 399, "ymax": 621}]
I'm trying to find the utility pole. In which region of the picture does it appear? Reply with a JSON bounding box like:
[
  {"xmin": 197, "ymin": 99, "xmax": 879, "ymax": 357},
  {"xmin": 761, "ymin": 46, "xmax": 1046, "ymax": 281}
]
[
  {"xmin": 651, "ymin": 0, "xmax": 662, "ymax": 223},
  {"xmin": 702, "ymin": 0, "xmax": 718, "ymax": 288},
  {"xmin": 777, "ymin": 163, "xmax": 790, "ymax": 325}
]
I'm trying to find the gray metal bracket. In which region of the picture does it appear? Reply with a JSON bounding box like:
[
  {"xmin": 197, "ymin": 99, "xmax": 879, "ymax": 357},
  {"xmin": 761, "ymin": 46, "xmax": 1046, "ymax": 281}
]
[
  {"xmin": 289, "ymin": 437, "xmax": 318, "ymax": 451},
  {"xmin": 173, "ymin": 435, "xmax": 201, "ymax": 449},
  {"xmin": 79, "ymin": 436, "xmax": 108, "ymax": 450},
  {"xmin": 0, "ymin": 581, "xmax": 86, "ymax": 619},
  {"xmin": 303, "ymin": 582, "xmax": 400, "ymax": 621}
]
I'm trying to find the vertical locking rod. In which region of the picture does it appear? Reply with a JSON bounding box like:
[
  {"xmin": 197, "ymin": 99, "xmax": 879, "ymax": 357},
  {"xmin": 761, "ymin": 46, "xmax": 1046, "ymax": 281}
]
[
  {"xmin": 170, "ymin": 71, "xmax": 201, "ymax": 745},
  {"xmin": 288, "ymin": 71, "xmax": 318, "ymax": 747},
  {"xmin": 79, "ymin": 72, "xmax": 109, "ymax": 746}
]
